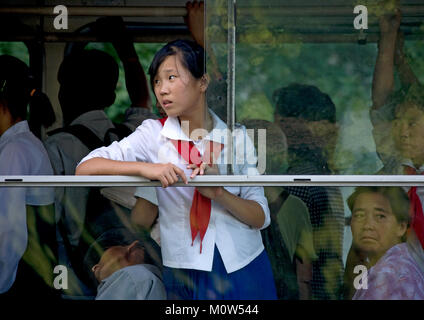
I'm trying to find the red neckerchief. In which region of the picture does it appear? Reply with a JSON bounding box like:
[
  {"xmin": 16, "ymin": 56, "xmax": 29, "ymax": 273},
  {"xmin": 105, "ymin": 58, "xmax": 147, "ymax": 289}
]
[
  {"xmin": 403, "ymin": 165, "xmax": 424, "ymax": 249},
  {"xmin": 158, "ymin": 117, "xmax": 223, "ymax": 253}
]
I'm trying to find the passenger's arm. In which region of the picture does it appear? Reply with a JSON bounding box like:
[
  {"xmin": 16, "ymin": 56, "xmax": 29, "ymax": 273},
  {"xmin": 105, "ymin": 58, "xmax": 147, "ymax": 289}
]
[
  {"xmin": 394, "ymin": 31, "xmax": 419, "ymax": 87},
  {"xmin": 76, "ymin": 120, "xmax": 186, "ymax": 187},
  {"xmin": 372, "ymin": 10, "xmax": 401, "ymax": 109},
  {"xmin": 76, "ymin": 158, "xmax": 187, "ymax": 188},
  {"xmin": 212, "ymin": 188, "xmax": 267, "ymax": 229},
  {"xmin": 114, "ymin": 32, "xmax": 151, "ymax": 109},
  {"xmin": 94, "ymin": 17, "xmax": 151, "ymax": 109},
  {"xmin": 185, "ymin": 1, "xmax": 223, "ymax": 81},
  {"xmin": 131, "ymin": 197, "xmax": 159, "ymax": 231},
  {"xmin": 186, "ymin": 162, "xmax": 266, "ymax": 229}
]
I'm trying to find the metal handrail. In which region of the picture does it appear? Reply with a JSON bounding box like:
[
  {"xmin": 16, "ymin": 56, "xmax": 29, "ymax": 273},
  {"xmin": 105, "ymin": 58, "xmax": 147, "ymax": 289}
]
[
  {"xmin": 0, "ymin": 5, "xmax": 423, "ymax": 17},
  {"xmin": 2, "ymin": 175, "xmax": 424, "ymax": 187},
  {"xmin": 0, "ymin": 6, "xmax": 186, "ymax": 17}
]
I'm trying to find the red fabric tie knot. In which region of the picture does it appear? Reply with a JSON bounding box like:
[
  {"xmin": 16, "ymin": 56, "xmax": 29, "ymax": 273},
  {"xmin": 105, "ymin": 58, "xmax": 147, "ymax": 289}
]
[{"xmin": 159, "ymin": 117, "xmax": 223, "ymax": 253}]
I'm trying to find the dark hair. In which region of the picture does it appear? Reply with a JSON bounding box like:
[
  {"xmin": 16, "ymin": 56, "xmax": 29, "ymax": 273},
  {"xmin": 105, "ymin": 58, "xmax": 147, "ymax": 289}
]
[
  {"xmin": 0, "ymin": 55, "xmax": 55, "ymax": 130},
  {"xmin": 241, "ymin": 118, "xmax": 288, "ymax": 174},
  {"xmin": 148, "ymin": 39, "xmax": 205, "ymax": 90},
  {"xmin": 58, "ymin": 49, "xmax": 118, "ymax": 110},
  {"xmin": 83, "ymin": 227, "xmax": 162, "ymax": 289},
  {"xmin": 347, "ymin": 186, "xmax": 410, "ymax": 225},
  {"xmin": 272, "ymin": 83, "xmax": 336, "ymax": 123},
  {"xmin": 391, "ymin": 83, "xmax": 424, "ymax": 115}
]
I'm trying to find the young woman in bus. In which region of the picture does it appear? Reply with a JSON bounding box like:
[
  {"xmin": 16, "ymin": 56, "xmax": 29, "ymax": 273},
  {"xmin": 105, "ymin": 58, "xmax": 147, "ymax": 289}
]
[{"xmin": 76, "ymin": 39, "xmax": 277, "ymax": 300}]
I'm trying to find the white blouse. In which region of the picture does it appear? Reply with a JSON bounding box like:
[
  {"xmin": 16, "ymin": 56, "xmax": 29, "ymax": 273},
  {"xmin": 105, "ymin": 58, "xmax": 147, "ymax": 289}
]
[{"xmin": 79, "ymin": 110, "xmax": 270, "ymax": 273}]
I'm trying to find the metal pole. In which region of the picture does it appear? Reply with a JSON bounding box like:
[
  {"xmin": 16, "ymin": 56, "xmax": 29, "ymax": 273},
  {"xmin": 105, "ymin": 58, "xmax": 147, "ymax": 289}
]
[
  {"xmin": 237, "ymin": 5, "xmax": 424, "ymax": 16},
  {"xmin": 226, "ymin": 0, "xmax": 236, "ymax": 175},
  {"xmin": 5, "ymin": 32, "xmax": 424, "ymax": 44},
  {"xmin": 3, "ymin": 175, "xmax": 424, "ymax": 187},
  {"xmin": 0, "ymin": 33, "xmax": 192, "ymax": 43},
  {"xmin": 0, "ymin": 6, "xmax": 186, "ymax": 17},
  {"xmin": 0, "ymin": 5, "xmax": 423, "ymax": 17}
]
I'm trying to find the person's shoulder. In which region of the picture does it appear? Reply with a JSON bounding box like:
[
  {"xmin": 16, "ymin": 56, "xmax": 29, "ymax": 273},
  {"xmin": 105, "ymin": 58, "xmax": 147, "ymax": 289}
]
[
  {"xmin": 232, "ymin": 122, "xmax": 247, "ymax": 136},
  {"xmin": 284, "ymin": 194, "xmax": 308, "ymax": 210},
  {"xmin": 388, "ymin": 243, "xmax": 424, "ymax": 273},
  {"xmin": 281, "ymin": 194, "xmax": 310, "ymax": 217},
  {"xmin": 2, "ymin": 132, "xmax": 31, "ymax": 149},
  {"xmin": 100, "ymin": 266, "xmax": 140, "ymax": 288},
  {"xmin": 367, "ymin": 243, "xmax": 424, "ymax": 299},
  {"xmin": 44, "ymin": 130, "xmax": 91, "ymax": 165},
  {"xmin": 119, "ymin": 264, "xmax": 159, "ymax": 282},
  {"xmin": 125, "ymin": 107, "xmax": 159, "ymax": 120},
  {"xmin": 372, "ymin": 244, "xmax": 410, "ymax": 276},
  {"xmin": 0, "ymin": 138, "xmax": 30, "ymax": 165},
  {"xmin": 44, "ymin": 129, "xmax": 82, "ymax": 147},
  {"xmin": 136, "ymin": 118, "xmax": 163, "ymax": 132},
  {"xmin": 123, "ymin": 108, "xmax": 159, "ymax": 130},
  {"xmin": 384, "ymin": 243, "xmax": 409, "ymax": 261},
  {"xmin": 3, "ymin": 132, "xmax": 44, "ymax": 157}
]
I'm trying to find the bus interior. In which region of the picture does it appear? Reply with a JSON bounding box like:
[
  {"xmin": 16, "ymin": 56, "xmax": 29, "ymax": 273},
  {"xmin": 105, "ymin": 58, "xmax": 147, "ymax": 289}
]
[{"xmin": 1, "ymin": 0, "xmax": 424, "ymax": 300}]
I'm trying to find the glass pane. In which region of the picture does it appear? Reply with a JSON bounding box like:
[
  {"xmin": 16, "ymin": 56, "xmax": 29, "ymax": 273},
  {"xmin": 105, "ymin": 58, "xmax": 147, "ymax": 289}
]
[
  {"xmin": 0, "ymin": 184, "xmax": 422, "ymax": 300},
  {"xmin": 206, "ymin": 1, "xmax": 424, "ymax": 176}
]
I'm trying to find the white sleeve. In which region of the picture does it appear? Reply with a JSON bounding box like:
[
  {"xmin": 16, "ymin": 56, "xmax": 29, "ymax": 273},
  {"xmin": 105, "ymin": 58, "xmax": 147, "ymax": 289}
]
[
  {"xmin": 78, "ymin": 119, "xmax": 158, "ymax": 166},
  {"xmin": 234, "ymin": 125, "xmax": 271, "ymax": 230},
  {"xmin": 134, "ymin": 187, "xmax": 158, "ymax": 206}
]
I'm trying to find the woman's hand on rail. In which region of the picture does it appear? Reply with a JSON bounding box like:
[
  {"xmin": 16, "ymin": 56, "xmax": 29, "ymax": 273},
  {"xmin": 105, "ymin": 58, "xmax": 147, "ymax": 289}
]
[{"xmin": 142, "ymin": 163, "xmax": 188, "ymax": 188}]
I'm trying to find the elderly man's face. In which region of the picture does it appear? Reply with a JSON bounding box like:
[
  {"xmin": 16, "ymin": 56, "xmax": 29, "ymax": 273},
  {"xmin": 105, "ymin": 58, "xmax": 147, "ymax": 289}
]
[
  {"xmin": 393, "ymin": 103, "xmax": 424, "ymax": 167},
  {"xmin": 92, "ymin": 241, "xmax": 145, "ymax": 282}
]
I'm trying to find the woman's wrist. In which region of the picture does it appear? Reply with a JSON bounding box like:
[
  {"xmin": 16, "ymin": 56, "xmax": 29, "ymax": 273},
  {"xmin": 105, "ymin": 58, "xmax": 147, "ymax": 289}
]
[
  {"xmin": 137, "ymin": 162, "xmax": 152, "ymax": 178},
  {"xmin": 212, "ymin": 186, "xmax": 225, "ymax": 201}
]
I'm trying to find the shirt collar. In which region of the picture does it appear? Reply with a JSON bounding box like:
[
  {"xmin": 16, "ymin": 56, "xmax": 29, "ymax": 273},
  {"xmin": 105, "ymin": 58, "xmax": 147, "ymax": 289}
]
[
  {"xmin": 0, "ymin": 120, "xmax": 30, "ymax": 145},
  {"xmin": 160, "ymin": 109, "xmax": 228, "ymax": 145},
  {"xmin": 401, "ymin": 159, "xmax": 424, "ymax": 174}
]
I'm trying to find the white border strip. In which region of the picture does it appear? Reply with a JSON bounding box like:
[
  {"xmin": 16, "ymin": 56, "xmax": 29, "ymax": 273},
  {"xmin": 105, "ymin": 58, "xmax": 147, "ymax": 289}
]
[{"xmin": 2, "ymin": 175, "xmax": 424, "ymax": 187}]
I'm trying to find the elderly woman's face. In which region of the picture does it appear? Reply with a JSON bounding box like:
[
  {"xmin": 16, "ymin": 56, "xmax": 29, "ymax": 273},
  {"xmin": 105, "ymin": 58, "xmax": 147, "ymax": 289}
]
[{"xmin": 351, "ymin": 192, "xmax": 407, "ymax": 261}]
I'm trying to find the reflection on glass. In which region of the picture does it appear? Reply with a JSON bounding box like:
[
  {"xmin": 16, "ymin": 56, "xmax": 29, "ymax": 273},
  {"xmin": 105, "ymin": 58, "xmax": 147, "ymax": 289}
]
[
  {"xmin": 2, "ymin": 0, "xmax": 424, "ymax": 302},
  {"xmin": 205, "ymin": 0, "xmax": 424, "ymax": 176},
  {"xmin": 344, "ymin": 186, "xmax": 424, "ymax": 300},
  {"xmin": 0, "ymin": 185, "xmax": 423, "ymax": 300}
]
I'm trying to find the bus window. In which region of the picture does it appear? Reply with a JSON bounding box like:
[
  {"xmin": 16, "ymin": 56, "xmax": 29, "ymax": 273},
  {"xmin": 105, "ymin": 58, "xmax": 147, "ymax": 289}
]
[
  {"xmin": 1, "ymin": 0, "xmax": 424, "ymax": 303},
  {"xmin": 83, "ymin": 42, "xmax": 163, "ymax": 122}
]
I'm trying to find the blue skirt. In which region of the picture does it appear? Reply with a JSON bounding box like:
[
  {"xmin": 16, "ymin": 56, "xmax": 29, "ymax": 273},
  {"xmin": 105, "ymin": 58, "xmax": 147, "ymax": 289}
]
[{"xmin": 162, "ymin": 247, "xmax": 277, "ymax": 300}]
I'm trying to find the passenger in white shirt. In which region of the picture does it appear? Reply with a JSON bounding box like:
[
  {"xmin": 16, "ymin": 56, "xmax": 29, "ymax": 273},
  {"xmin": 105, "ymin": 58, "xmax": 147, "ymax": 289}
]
[
  {"xmin": 0, "ymin": 55, "xmax": 55, "ymax": 295},
  {"xmin": 77, "ymin": 40, "xmax": 277, "ymax": 300}
]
